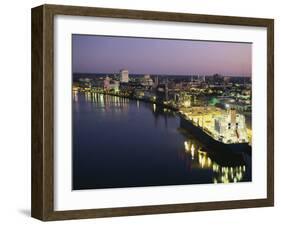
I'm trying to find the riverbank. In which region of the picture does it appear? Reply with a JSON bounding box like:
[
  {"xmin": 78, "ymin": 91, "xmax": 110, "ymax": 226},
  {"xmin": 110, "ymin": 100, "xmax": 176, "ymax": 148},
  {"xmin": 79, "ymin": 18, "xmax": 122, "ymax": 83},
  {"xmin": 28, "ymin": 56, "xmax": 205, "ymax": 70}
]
[{"xmin": 76, "ymin": 89, "xmax": 180, "ymax": 111}]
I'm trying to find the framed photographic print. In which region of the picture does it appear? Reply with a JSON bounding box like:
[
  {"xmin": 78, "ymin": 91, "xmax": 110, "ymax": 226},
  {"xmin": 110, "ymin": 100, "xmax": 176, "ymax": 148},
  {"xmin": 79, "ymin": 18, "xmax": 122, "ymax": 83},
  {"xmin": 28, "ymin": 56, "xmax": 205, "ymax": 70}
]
[{"xmin": 31, "ymin": 4, "xmax": 274, "ymax": 221}]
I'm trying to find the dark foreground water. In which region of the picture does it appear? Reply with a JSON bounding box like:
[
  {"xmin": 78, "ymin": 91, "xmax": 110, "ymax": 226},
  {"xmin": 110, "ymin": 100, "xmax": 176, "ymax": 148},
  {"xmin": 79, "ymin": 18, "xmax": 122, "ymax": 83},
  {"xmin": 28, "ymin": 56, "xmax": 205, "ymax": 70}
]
[{"xmin": 72, "ymin": 92, "xmax": 251, "ymax": 190}]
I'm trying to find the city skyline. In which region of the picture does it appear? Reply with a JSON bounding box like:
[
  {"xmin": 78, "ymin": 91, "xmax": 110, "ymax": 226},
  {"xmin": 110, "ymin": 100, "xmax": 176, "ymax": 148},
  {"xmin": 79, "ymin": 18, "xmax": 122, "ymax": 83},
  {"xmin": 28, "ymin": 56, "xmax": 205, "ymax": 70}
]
[
  {"xmin": 72, "ymin": 34, "xmax": 252, "ymax": 76},
  {"xmin": 72, "ymin": 34, "xmax": 252, "ymax": 190}
]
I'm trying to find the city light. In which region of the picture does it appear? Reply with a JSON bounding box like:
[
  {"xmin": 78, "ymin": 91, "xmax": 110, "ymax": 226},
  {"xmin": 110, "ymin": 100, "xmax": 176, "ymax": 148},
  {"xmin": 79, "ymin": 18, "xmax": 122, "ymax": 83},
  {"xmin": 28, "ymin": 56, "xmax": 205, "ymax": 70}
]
[
  {"xmin": 74, "ymin": 69, "xmax": 252, "ymax": 186},
  {"xmin": 183, "ymin": 140, "xmax": 247, "ymax": 184}
]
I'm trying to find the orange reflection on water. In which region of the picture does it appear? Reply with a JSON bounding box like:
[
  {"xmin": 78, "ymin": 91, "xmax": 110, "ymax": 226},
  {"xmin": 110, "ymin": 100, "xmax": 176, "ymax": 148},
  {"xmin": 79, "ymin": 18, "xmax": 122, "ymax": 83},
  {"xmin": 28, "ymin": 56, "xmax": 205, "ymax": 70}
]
[{"xmin": 183, "ymin": 140, "xmax": 246, "ymax": 184}]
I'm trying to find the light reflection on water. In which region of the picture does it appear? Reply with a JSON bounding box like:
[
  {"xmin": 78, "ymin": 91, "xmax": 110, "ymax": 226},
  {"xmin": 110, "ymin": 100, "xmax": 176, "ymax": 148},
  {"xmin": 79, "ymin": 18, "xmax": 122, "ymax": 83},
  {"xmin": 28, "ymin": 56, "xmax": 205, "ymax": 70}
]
[
  {"xmin": 183, "ymin": 140, "xmax": 246, "ymax": 184},
  {"xmin": 74, "ymin": 91, "xmax": 130, "ymax": 112}
]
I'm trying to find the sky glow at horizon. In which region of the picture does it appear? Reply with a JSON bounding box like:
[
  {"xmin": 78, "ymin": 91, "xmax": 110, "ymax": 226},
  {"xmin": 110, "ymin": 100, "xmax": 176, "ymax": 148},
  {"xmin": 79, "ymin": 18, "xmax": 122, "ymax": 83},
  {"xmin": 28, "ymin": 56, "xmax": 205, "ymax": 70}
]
[{"xmin": 72, "ymin": 34, "xmax": 252, "ymax": 76}]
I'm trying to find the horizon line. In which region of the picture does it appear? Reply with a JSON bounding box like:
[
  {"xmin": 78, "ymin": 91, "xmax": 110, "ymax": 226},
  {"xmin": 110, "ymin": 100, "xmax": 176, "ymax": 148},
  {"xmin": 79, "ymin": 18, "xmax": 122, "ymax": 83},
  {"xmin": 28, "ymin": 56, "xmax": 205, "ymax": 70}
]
[{"xmin": 73, "ymin": 72, "xmax": 252, "ymax": 77}]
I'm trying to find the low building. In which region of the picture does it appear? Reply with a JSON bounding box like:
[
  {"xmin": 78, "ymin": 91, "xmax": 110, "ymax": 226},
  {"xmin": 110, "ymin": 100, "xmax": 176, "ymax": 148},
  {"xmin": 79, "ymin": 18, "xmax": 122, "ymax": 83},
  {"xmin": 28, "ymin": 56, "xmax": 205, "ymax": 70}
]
[
  {"xmin": 104, "ymin": 76, "xmax": 120, "ymax": 92},
  {"xmin": 213, "ymin": 109, "xmax": 248, "ymax": 143}
]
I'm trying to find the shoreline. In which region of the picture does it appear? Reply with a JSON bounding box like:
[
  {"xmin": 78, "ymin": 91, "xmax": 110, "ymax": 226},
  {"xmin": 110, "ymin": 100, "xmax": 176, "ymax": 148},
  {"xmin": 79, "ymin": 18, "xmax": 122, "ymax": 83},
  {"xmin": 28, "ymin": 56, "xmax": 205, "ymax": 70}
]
[
  {"xmin": 77, "ymin": 89, "xmax": 180, "ymax": 112},
  {"xmin": 75, "ymin": 89, "xmax": 251, "ymax": 152}
]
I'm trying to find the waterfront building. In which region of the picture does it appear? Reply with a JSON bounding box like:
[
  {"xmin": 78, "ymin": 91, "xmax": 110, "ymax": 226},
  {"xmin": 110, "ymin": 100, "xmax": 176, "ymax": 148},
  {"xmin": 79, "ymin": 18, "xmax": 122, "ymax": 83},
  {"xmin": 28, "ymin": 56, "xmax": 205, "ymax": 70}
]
[
  {"xmin": 110, "ymin": 80, "xmax": 120, "ymax": 93},
  {"xmin": 78, "ymin": 77, "xmax": 92, "ymax": 90},
  {"xmin": 180, "ymin": 106, "xmax": 249, "ymax": 144},
  {"xmin": 103, "ymin": 76, "xmax": 110, "ymax": 90},
  {"xmin": 104, "ymin": 76, "xmax": 120, "ymax": 92},
  {"xmin": 213, "ymin": 109, "xmax": 248, "ymax": 143},
  {"xmin": 72, "ymin": 82, "xmax": 80, "ymax": 91},
  {"xmin": 78, "ymin": 78, "xmax": 92, "ymax": 83},
  {"xmin": 120, "ymin": 69, "xmax": 129, "ymax": 83}
]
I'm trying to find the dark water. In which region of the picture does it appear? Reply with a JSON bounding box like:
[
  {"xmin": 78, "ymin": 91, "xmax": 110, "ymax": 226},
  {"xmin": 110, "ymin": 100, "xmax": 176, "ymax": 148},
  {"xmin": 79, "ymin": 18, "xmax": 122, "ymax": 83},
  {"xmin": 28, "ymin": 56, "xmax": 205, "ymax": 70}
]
[{"xmin": 72, "ymin": 92, "xmax": 251, "ymax": 190}]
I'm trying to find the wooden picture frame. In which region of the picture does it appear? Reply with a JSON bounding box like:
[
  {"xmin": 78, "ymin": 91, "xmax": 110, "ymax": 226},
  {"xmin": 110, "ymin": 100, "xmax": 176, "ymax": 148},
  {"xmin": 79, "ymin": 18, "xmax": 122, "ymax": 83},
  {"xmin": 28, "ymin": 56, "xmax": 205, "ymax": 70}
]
[{"xmin": 31, "ymin": 4, "xmax": 274, "ymax": 221}]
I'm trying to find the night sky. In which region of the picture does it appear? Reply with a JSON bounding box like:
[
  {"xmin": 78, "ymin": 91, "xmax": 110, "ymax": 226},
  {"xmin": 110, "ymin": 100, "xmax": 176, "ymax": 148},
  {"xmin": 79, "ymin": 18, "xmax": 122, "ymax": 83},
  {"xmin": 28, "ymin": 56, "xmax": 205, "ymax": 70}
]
[{"xmin": 72, "ymin": 34, "xmax": 252, "ymax": 76}]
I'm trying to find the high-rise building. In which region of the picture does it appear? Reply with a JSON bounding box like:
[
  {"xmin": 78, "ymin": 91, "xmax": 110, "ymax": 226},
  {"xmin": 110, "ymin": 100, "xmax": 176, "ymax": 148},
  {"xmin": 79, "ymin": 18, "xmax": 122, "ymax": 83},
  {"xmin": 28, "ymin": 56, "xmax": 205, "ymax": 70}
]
[{"xmin": 120, "ymin": 69, "xmax": 129, "ymax": 83}]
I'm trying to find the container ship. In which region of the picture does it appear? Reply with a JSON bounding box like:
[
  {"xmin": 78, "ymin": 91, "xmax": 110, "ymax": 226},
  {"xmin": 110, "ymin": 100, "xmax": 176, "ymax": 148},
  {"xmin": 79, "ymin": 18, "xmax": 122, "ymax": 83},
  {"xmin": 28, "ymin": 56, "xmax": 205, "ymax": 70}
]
[{"xmin": 179, "ymin": 106, "xmax": 251, "ymax": 155}]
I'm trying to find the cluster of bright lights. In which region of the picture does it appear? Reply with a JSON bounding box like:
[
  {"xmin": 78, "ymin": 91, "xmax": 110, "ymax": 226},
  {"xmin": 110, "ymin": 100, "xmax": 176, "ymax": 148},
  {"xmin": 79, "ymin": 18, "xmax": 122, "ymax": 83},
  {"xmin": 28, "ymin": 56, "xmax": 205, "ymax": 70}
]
[
  {"xmin": 181, "ymin": 107, "xmax": 250, "ymax": 144},
  {"xmin": 184, "ymin": 140, "xmax": 246, "ymax": 184}
]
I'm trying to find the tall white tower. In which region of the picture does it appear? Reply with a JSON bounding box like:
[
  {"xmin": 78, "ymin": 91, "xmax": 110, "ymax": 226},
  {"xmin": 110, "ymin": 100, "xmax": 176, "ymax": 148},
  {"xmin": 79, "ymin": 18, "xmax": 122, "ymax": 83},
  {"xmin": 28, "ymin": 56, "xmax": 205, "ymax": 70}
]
[{"xmin": 120, "ymin": 69, "xmax": 129, "ymax": 83}]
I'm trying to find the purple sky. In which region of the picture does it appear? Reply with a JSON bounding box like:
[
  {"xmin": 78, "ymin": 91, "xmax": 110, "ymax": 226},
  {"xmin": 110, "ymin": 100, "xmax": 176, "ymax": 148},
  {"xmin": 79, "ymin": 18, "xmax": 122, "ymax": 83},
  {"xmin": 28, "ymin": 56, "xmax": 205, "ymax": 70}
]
[{"xmin": 72, "ymin": 34, "xmax": 252, "ymax": 76}]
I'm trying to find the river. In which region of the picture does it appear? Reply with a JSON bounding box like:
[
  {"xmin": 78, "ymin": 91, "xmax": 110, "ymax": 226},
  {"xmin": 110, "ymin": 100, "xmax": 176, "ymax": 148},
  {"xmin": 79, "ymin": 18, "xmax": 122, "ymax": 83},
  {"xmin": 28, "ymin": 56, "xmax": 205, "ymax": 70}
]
[{"xmin": 72, "ymin": 91, "xmax": 251, "ymax": 190}]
